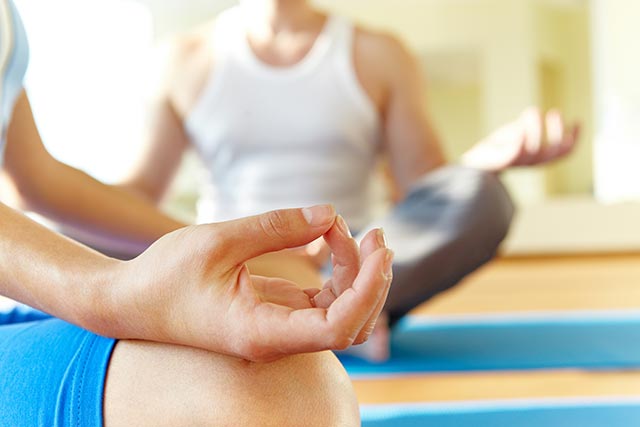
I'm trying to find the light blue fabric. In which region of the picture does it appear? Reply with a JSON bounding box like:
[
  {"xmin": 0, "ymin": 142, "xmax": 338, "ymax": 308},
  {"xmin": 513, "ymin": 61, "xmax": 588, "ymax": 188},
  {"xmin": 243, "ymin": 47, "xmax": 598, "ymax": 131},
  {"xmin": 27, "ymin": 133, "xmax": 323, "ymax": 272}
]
[
  {"xmin": 0, "ymin": 306, "xmax": 117, "ymax": 427},
  {"xmin": 341, "ymin": 310, "xmax": 640, "ymax": 376},
  {"xmin": 0, "ymin": 0, "xmax": 29, "ymax": 164},
  {"xmin": 361, "ymin": 399, "xmax": 640, "ymax": 427}
]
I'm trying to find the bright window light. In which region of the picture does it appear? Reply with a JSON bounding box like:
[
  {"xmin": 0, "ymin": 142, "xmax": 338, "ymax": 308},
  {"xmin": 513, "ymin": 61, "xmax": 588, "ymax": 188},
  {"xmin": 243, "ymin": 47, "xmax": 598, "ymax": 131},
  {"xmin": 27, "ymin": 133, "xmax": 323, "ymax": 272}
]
[{"xmin": 15, "ymin": 0, "xmax": 153, "ymax": 183}]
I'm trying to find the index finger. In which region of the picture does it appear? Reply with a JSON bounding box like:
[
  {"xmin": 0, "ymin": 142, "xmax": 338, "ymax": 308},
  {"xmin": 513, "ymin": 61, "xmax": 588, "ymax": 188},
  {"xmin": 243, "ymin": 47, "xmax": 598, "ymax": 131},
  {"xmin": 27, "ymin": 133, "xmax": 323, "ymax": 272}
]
[
  {"xmin": 322, "ymin": 215, "xmax": 360, "ymax": 294},
  {"xmin": 255, "ymin": 247, "xmax": 392, "ymax": 356}
]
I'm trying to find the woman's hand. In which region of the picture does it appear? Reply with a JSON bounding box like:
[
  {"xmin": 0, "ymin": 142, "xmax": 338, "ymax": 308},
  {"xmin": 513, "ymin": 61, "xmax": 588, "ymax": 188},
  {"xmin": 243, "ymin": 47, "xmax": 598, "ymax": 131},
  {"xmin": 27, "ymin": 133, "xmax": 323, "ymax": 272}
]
[
  {"xmin": 295, "ymin": 237, "xmax": 332, "ymax": 268},
  {"xmin": 98, "ymin": 205, "xmax": 393, "ymax": 362},
  {"xmin": 461, "ymin": 108, "xmax": 580, "ymax": 172}
]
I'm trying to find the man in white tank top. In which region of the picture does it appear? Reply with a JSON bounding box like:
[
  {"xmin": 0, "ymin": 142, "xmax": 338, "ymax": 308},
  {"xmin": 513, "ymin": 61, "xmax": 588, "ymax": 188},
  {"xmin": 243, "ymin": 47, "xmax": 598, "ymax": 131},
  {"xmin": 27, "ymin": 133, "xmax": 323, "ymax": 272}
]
[{"xmin": 121, "ymin": 0, "xmax": 579, "ymax": 361}]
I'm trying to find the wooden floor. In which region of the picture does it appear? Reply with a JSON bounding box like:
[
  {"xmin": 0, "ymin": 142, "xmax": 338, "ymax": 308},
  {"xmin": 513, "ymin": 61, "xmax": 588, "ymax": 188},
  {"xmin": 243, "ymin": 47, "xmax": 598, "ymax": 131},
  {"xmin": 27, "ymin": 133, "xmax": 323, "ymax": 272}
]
[
  {"xmin": 355, "ymin": 369, "xmax": 640, "ymax": 404},
  {"xmin": 355, "ymin": 253, "xmax": 640, "ymax": 405},
  {"xmin": 413, "ymin": 254, "xmax": 640, "ymax": 316}
]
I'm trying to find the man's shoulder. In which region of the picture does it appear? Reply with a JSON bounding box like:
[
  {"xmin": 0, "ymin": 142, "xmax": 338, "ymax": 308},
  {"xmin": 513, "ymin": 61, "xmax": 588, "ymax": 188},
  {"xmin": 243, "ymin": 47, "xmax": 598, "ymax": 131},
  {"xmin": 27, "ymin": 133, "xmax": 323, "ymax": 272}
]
[
  {"xmin": 352, "ymin": 24, "xmax": 417, "ymax": 83},
  {"xmin": 148, "ymin": 22, "xmax": 215, "ymax": 104},
  {"xmin": 170, "ymin": 7, "xmax": 240, "ymax": 66},
  {"xmin": 353, "ymin": 25, "xmax": 411, "ymax": 63}
]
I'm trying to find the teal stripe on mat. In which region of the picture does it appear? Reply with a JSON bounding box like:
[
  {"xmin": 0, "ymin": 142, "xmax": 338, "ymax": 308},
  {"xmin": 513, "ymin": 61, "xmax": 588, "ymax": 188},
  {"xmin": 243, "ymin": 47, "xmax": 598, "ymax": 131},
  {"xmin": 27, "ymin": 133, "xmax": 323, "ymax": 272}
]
[
  {"xmin": 360, "ymin": 397, "xmax": 640, "ymax": 427},
  {"xmin": 341, "ymin": 310, "xmax": 640, "ymax": 375}
]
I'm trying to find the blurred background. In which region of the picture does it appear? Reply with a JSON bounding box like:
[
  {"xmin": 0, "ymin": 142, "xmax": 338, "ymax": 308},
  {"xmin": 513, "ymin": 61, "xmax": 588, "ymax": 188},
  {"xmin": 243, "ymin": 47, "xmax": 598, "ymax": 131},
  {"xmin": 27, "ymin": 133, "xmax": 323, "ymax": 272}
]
[{"xmin": 14, "ymin": 0, "xmax": 640, "ymax": 256}]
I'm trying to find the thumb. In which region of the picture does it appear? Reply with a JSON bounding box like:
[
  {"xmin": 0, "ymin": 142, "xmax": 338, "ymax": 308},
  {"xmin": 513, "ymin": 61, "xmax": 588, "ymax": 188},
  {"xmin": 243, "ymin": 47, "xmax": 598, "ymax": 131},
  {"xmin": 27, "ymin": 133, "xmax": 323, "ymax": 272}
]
[{"xmin": 213, "ymin": 205, "xmax": 336, "ymax": 264}]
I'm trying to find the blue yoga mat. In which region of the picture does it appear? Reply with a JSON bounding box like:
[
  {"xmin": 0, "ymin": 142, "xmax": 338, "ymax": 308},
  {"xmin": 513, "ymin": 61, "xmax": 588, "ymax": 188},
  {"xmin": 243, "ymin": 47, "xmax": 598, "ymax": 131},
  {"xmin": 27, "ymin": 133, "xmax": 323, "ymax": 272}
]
[
  {"xmin": 360, "ymin": 397, "xmax": 640, "ymax": 427},
  {"xmin": 342, "ymin": 310, "xmax": 640, "ymax": 376}
]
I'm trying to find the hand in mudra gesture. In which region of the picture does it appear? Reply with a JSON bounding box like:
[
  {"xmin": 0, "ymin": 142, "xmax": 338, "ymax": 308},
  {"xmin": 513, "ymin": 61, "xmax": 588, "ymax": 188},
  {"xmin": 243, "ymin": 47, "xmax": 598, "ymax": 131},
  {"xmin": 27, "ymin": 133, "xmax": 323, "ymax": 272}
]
[
  {"xmin": 96, "ymin": 205, "xmax": 393, "ymax": 362},
  {"xmin": 462, "ymin": 107, "xmax": 579, "ymax": 172}
]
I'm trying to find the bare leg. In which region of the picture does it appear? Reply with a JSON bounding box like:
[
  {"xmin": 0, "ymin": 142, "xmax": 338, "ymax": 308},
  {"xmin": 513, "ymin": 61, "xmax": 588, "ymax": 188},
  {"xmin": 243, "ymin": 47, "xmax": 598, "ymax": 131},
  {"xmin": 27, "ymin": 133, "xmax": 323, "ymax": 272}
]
[{"xmin": 104, "ymin": 341, "xmax": 359, "ymax": 427}]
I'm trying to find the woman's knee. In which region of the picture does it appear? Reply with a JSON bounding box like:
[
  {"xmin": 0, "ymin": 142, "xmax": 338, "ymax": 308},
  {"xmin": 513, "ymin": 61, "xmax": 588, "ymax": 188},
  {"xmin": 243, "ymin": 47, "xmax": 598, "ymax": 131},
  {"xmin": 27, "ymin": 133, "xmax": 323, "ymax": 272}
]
[{"xmin": 104, "ymin": 340, "xmax": 359, "ymax": 427}]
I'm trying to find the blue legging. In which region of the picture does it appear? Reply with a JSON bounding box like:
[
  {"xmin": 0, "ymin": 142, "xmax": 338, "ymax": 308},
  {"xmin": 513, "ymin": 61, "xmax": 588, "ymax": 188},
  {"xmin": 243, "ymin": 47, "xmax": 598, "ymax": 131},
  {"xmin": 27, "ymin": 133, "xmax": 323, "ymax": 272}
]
[{"xmin": 0, "ymin": 305, "xmax": 116, "ymax": 426}]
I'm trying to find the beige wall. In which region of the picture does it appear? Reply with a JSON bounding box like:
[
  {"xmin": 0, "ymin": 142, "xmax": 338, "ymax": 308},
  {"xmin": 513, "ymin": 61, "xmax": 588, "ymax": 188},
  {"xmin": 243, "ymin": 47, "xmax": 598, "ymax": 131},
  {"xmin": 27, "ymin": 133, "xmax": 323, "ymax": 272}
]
[
  {"xmin": 536, "ymin": 1, "xmax": 593, "ymax": 196},
  {"xmin": 428, "ymin": 82, "xmax": 482, "ymax": 161},
  {"xmin": 591, "ymin": 0, "xmax": 640, "ymax": 202}
]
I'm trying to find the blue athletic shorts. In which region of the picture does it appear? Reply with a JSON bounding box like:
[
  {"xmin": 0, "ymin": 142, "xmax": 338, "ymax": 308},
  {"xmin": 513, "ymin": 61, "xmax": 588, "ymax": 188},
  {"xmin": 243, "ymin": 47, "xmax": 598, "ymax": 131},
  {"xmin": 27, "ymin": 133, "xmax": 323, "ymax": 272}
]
[{"xmin": 0, "ymin": 305, "xmax": 117, "ymax": 426}]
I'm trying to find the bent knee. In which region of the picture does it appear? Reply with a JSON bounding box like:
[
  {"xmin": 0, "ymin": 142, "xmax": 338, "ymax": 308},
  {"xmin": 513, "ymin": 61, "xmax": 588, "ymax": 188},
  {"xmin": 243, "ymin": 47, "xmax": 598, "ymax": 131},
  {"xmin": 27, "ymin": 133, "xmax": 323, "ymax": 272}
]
[
  {"xmin": 229, "ymin": 351, "xmax": 360, "ymax": 426},
  {"xmin": 441, "ymin": 166, "xmax": 515, "ymax": 240},
  {"xmin": 409, "ymin": 166, "xmax": 514, "ymax": 240},
  {"xmin": 104, "ymin": 341, "xmax": 359, "ymax": 427},
  {"xmin": 468, "ymin": 167, "xmax": 513, "ymax": 237}
]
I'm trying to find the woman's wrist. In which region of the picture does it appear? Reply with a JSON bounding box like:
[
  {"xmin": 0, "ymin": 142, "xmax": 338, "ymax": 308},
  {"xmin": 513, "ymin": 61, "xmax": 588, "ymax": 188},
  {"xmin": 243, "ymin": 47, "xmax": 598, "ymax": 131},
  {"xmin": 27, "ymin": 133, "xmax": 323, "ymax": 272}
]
[{"xmin": 70, "ymin": 255, "xmax": 129, "ymax": 338}]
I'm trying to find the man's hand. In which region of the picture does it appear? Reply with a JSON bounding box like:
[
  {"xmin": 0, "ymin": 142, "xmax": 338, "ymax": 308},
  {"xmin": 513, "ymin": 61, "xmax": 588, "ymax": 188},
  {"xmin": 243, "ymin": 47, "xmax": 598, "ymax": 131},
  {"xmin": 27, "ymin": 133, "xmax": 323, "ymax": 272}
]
[
  {"xmin": 99, "ymin": 205, "xmax": 393, "ymax": 362},
  {"xmin": 461, "ymin": 108, "xmax": 580, "ymax": 173}
]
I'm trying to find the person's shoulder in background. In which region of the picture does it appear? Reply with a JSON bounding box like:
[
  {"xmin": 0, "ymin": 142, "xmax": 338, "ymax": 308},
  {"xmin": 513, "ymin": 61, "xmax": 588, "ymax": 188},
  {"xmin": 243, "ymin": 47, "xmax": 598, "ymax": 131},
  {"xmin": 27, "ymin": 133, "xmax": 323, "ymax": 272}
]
[
  {"xmin": 148, "ymin": 19, "xmax": 218, "ymax": 120},
  {"xmin": 351, "ymin": 23, "xmax": 426, "ymax": 111}
]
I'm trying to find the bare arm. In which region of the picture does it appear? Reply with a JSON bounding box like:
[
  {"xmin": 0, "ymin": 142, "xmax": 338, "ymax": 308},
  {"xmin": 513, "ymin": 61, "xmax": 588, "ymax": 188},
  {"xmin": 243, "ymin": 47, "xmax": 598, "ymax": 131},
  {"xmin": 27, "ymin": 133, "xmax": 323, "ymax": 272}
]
[
  {"xmin": 359, "ymin": 33, "xmax": 446, "ymax": 199},
  {"xmin": 0, "ymin": 198, "xmax": 393, "ymax": 361},
  {"xmin": 0, "ymin": 201, "xmax": 118, "ymax": 328},
  {"xmin": 119, "ymin": 35, "xmax": 207, "ymax": 203},
  {"xmin": 3, "ymin": 91, "xmax": 186, "ymax": 252},
  {"xmin": 366, "ymin": 33, "xmax": 578, "ymax": 193},
  {"xmin": 118, "ymin": 78, "xmax": 190, "ymax": 203}
]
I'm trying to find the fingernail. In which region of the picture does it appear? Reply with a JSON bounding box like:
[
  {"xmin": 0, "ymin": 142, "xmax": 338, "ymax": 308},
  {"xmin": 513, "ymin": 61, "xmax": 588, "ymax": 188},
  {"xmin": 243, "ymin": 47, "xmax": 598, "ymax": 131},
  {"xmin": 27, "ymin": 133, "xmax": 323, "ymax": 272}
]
[
  {"xmin": 376, "ymin": 228, "xmax": 387, "ymax": 248},
  {"xmin": 335, "ymin": 215, "xmax": 352, "ymax": 237},
  {"xmin": 301, "ymin": 205, "xmax": 335, "ymax": 226},
  {"xmin": 384, "ymin": 249, "xmax": 394, "ymax": 280}
]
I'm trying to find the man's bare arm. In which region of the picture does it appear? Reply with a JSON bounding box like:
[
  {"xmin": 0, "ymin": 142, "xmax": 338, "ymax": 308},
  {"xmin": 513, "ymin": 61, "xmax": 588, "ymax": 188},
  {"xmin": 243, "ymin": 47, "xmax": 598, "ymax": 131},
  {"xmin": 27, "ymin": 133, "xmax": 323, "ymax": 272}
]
[
  {"xmin": 355, "ymin": 30, "xmax": 447, "ymax": 199},
  {"xmin": 359, "ymin": 31, "xmax": 578, "ymax": 194},
  {"xmin": 120, "ymin": 32, "xmax": 213, "ymax": 203}
]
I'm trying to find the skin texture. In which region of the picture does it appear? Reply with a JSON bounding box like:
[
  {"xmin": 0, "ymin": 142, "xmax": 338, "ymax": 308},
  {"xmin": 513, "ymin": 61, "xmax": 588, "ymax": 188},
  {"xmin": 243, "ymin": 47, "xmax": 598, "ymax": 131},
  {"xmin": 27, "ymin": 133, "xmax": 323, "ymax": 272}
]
[
  {"xmin": 104, "ymin": 208, "xmax": 393, "ymax": 361},
  {"xmin": 104, "ymin": 343, "xmax": 360, "ymax": 427}
]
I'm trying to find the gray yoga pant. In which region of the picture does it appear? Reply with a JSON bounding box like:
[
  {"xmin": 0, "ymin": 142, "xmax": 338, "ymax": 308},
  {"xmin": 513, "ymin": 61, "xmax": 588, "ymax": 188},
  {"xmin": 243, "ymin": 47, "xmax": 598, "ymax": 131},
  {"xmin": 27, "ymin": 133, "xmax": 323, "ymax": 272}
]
[{"xmin": 365, "ymin": 165, "xmax": 514, "ymax": 326}]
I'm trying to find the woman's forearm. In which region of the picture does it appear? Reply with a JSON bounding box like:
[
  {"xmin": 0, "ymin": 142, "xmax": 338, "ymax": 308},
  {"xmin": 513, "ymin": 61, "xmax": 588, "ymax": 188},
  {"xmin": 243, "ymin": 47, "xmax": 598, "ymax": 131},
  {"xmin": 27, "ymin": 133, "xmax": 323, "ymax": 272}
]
[
  {"xmin": 3, "ymin": 91, "xmax": 187, "ymax": 253},
  {"xmin": 0, "ymin": 201, "xmax": 119, "ymax": 329},
  {"xmin": 14, "ymin": 158, "xmax": 186, "ymax": 253}
]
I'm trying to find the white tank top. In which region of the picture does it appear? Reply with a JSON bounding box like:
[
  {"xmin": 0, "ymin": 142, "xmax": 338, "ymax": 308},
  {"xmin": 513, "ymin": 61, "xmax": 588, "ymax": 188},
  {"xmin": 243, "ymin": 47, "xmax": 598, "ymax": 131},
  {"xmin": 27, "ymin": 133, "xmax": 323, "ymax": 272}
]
[{"xmin": 185, "ymin": 8, "xmax": 382, "ymax": 230}]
